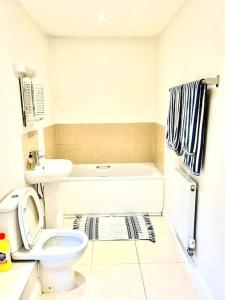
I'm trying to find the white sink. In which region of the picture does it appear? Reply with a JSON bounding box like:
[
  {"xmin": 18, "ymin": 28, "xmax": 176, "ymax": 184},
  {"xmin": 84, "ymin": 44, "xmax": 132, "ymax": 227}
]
[{"xmin": 24, "ymin": 159, "xmax": 73, "ymax": 184}]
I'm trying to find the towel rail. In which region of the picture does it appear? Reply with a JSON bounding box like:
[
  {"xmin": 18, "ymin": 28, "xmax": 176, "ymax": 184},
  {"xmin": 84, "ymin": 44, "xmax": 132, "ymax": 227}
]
[
  {"xmin": 202, "ymin": 75, "xmax": 220, "ymax": 87},
  {"xmin": 169, "ymin": 75, "xmax": 220, "ymax": 91}
]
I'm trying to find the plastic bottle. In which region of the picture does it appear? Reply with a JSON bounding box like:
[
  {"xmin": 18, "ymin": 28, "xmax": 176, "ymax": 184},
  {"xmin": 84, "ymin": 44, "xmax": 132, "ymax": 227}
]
[
  {"xmin": 27, "ymin": 152, "xmax": 35, "ymax": 170},
  {"xmin": 0, "ymin": 233, "xmax": 12, "ymax": 272}
]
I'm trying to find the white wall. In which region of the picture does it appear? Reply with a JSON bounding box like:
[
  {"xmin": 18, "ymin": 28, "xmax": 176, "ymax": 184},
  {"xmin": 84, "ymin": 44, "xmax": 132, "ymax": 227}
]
[
  {"xmin": 157, "ymin": 0, "xmax": 225, "ymax": 299},
  {"xmin": 49, "ymin": 38, "xmax": 157, "ymax": 124},
  {"xmin": 1, "ymin": 1, "xmax": 225, "ymax": 298},
  {"xmin": 0, "ymin": 0, "xmax": 52, "ymax": 200}
]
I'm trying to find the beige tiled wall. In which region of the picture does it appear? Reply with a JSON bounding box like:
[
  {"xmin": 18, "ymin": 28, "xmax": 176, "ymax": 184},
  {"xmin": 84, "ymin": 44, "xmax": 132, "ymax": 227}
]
[
  {"xmin": 56, "ymin": 123, "xmax": 155, "ymax": 163},
  {"xmin": 43, "ymin": 123, "xmax": 165, "ymax": 172},
  {"xmin": 154, "ymin": 124, "xmax": 165, "ymax": 174},
  {"xmin": 22, "ymin": 130, "xmax": 38, "ymax": 167},
  {"xmin": 44, "ymin": 125, "xmax": 57, "ymax": 159}
]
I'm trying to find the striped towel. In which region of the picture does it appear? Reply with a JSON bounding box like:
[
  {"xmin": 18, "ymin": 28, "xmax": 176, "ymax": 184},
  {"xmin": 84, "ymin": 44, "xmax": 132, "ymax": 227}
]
[
  {"xmin": 182, "ymin": 80, "xmax": 207, "ymax": 175},
  {"xmin": 166, "ymin": 79, "xmax": 207, "ymax": 176},
  {"xmin": 166, "ymin": 85, "xmax": 183, "ymax": 155}
]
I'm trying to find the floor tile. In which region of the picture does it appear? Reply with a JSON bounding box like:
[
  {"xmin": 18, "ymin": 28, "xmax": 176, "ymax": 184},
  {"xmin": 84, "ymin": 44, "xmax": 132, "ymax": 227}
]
[
  {"xmin": 75, "ymin": 241, "xmax": 93, "ymax": 265},
  {"xmin": 92, "ymin": 241, "xmax": 138, "ymax": 265},
  {"xmin": 141, "ymin": 263, "xmax": 201, "ymax": 300},
  {"xmin": 63, "ymin": 218, "xmax": 74, "ymax": 229},
  {"xmin": 41, "ymin": 265, "xmax": 90, "ymax": 300},
  {"xmin": 150, "ymin": 216, "xmax": 172, "ymax": 236},
  {"xmin": 89, "ymin": 264, "xmax": 146, "ymax": 300},
  {"xmin": 136, "ymin": 236, "xmax": 184, "ymax": 263},
  {"xmin": 41, "ymin": 217, "xmax": 202, "ymax": 300}
]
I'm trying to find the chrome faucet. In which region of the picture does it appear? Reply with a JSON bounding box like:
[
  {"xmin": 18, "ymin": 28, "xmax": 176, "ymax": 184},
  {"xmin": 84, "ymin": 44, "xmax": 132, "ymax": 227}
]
[{"xmin": 31, "ymin": 150, "xmax": 45, "ymax": 166}]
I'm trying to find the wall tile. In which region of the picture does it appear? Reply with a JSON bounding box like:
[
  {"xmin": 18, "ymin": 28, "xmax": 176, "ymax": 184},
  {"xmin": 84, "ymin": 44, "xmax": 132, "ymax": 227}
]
[
  {"xmin": 133, "ymin": 142, "xmax": 154, "ymax": 162},
  {"xmin": 154, "ymin": 124, "xmax": 165, "ymax": 174},
  {"xmin": 43, "ymin": 123, "xmax": 165, "ymax": 169},
  {"xmin": 55, "ymin": 123, "xmax": 155, "ymax": 164},
  {"xmin": 44, "ymin": 125, "xmax": 57, "ymax": 158}
]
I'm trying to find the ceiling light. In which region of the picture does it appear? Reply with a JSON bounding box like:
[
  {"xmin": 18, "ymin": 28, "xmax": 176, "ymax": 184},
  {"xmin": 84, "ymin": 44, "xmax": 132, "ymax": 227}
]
[{"xmin": 98, "ymin": 12, "xmax": 108, "ymax": 22}]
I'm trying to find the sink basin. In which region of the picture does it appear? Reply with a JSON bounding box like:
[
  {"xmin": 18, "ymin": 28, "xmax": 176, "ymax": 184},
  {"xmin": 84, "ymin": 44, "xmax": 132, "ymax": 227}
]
[{"xmin": 24, "ymin": 159, "xmax": 73, "ymax": 184}]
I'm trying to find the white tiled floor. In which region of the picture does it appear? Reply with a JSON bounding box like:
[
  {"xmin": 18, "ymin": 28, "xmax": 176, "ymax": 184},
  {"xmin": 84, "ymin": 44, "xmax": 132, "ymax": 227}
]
[
  {"xmin": 136, "ymin": 236, "xmax": 185, "ymax": 264},
  {"xmin": 92, "ymin": 240, "xmax": 138, "ymax": 264},
  {"xmin": 41, "ymin": 217, "xmax": 202, "ymax": 300}
]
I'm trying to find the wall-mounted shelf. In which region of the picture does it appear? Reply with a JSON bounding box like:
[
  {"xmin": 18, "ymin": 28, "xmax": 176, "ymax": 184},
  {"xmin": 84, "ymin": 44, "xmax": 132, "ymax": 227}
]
[
  {"xmin": 13, "ymin": 64, "xmax": 35, "ymax": 79},
  {"xmin": 13, "ymin": 64, "xmax": 44, "ymax": 127}
]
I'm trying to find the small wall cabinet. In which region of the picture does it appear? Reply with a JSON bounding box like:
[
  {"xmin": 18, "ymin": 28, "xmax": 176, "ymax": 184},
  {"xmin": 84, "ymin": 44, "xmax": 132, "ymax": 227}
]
[{"xmin": 14, "ymin": 65, "xmax": 45, "ymax": 127}]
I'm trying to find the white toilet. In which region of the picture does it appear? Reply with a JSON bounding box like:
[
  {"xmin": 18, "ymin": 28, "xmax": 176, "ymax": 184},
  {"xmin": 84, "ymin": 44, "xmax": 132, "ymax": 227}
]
[{"xmin": 0, "ymin": 187, "xmax": 88, "ymax": 293}]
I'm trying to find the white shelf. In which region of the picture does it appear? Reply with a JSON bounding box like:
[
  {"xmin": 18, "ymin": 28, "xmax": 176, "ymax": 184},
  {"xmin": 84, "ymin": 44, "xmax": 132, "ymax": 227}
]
[{"xmin": 0, "ymin": 261, "xmax": 37, "ymax": 300}]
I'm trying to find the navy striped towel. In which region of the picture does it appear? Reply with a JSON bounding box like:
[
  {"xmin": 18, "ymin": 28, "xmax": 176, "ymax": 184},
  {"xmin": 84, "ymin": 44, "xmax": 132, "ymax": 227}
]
[{"xmin": 166, "ymin": 80, "xmax": 207, "ymax": 175}]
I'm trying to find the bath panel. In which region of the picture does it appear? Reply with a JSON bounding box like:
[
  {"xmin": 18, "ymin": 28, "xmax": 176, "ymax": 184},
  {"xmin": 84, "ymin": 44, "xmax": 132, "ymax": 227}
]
[{"xmin": 58, "ymin": 163, "xmax": 164, "ymax": 215}]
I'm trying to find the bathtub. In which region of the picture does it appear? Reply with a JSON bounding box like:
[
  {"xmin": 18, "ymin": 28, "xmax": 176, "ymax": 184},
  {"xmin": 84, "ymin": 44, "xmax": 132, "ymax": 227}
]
[{"xmin": 58, "ymin": 163, "xmax": 164, "ymax": 216}]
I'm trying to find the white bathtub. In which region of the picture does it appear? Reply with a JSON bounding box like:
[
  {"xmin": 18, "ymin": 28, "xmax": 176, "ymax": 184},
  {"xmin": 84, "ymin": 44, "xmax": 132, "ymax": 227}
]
[{"xmin": 59, "ymin": 163, "xmax": 164, "ymax": 216}]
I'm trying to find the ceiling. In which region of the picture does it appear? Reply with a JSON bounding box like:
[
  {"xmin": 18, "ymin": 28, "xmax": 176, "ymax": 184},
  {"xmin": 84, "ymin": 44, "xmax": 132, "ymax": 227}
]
[{"xmin": 17, "ymin": 0, "xmax": 185, "ymax": 37}]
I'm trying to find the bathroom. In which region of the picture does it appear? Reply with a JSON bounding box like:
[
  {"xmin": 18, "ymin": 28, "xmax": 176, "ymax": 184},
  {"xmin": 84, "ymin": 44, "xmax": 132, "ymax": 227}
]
[{"xmin": 0, "ymin": 0, "xmax": 225, "ymax": 299}]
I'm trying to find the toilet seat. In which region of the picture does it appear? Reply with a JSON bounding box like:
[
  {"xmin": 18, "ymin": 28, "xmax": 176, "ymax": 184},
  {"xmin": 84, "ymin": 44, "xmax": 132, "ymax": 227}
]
[
  {"xmin": 12, "ymin": 229, "xmax": 87, "ymax": 261},
  {"xmin": 13, "ymin": 187, "xmax": 88, "ymax": 261},
  {"xmin": 18, "ymin": 188, "xmax": 44, "ymax": 250}
]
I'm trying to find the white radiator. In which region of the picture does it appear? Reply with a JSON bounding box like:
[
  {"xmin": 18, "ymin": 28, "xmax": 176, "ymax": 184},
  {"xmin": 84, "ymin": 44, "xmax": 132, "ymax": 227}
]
[{"xmin": 170, "ymin": 168, "xmax": 197, "ymax": 256}]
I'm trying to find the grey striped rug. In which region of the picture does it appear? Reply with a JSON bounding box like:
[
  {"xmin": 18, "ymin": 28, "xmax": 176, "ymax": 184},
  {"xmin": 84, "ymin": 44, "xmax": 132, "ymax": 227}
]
[{"xmin": 73, "ymin": 214, "xmax": 155, "ymax": 242}]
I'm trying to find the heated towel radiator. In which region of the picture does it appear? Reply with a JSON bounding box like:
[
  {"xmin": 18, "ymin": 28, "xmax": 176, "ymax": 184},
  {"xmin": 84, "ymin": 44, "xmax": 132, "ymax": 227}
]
[{"xmin": 170, "ymin": 168, "xmax": 197, "ymax": 256}]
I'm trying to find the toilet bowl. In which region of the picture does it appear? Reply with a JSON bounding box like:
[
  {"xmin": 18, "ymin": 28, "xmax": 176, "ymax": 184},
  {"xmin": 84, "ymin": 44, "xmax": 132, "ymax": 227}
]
[
  {"xmin": 0, "ymin": 188, "xmax": 88, "ymax": 293},
  {"xmin": 13, "ymin": 229, "xmax": 88, "ymax": 293}
]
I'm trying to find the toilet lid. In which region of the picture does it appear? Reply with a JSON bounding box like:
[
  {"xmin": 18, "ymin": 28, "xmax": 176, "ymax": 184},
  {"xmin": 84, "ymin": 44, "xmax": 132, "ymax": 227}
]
[{"xmin": 18, "ymin": 188, "xmax": 44, "ymax": 250}]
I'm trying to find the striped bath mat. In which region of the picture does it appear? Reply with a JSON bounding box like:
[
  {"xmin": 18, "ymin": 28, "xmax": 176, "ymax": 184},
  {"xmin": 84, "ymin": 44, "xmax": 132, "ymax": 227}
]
[{"xmin": 73, "ymin": 214, "xmax": 155, "ymax": 242}]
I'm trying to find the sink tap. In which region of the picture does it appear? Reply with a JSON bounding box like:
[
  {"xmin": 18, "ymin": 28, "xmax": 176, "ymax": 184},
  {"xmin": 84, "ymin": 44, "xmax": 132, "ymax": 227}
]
[{"xmin": 32, "ymin": 150, "xmax": 45, "ymax": 166}]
